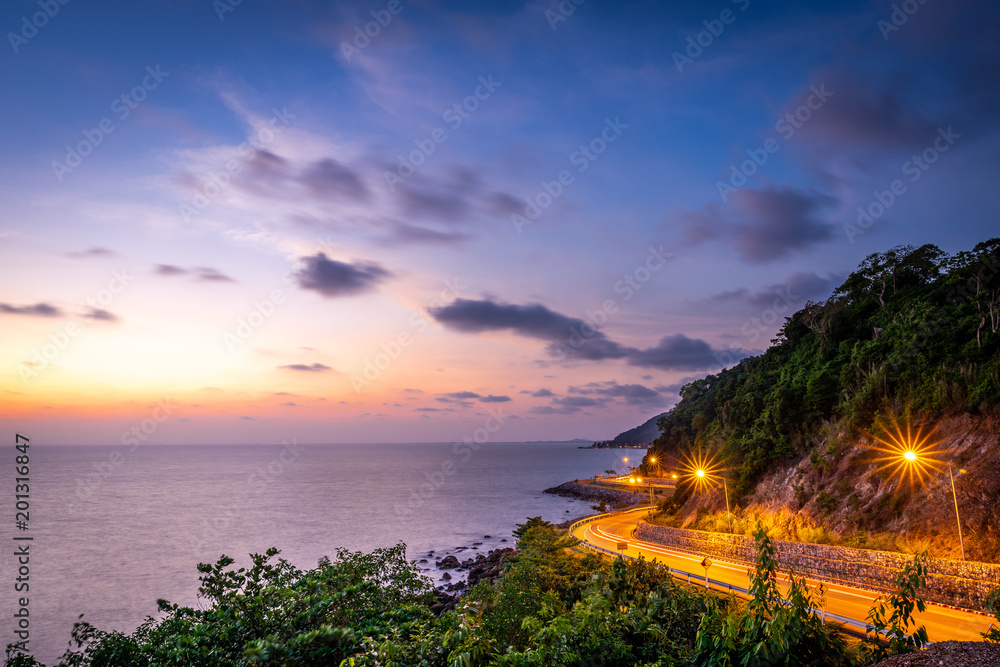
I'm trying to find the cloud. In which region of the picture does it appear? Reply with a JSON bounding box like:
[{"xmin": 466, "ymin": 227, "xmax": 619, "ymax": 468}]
[
  {"xmin": 583, "ymin": 381, "xmax": 663, "ymax": 405},
  {"xmin": 391, "ymin": 166, "xmax": 483, "ymax": 222},
  {"xmin": 704, "ymin": 271, "xmax": 843, "ymax": 309},
  {"xmin": 380, "ymin": 220, "xmax": 469, "ymax": 246},
  {"xmin": 154, "ymin": 264, "xmax": 236, "ymax": 282},
  {"xmin": 279, "ymin": 363, "xmax": 332, "ymax": 372},
  {"xmin": 566, "ymin": 381, "xmax": 665, "ymax": 406},
  {"xmin": 627, "ymin": 334, "xmax": 752, "ymax": 371},
  {"xmin": 529, "ymin": 405, "xmax": 582, "ymax": 415},
  {"xmin": 431, "ymin": 297, "xmax": 746, "ymax": 370},
  {"xmin": 415, "ymin": 407, "xmax": 442, "ymax": 412},
  {"xmin": 429, "ymin": 298, "xmax": 631, "ymax": 361},
  {"xmin": 796, "ymin": 71, "xmax": 938, "ymax": 152},
  {"xmin": 194, "ymin": 267, "xmax": 236, "ymax": 282},
  {"xmin": 154, "ymin": 264, "xmax": 187, "ymax": 276},
  {"xmin": 67, "ymin": 247, "xmax": 115, "ymax": 258},
  {"xmin": 531, "ymin": 388, "xmax": 554, "ymax": 397},
  {"xmin": 82, "ymin": 307, "xmax": 119, "ymax": 322},
  {"xmin": 293, "ymin": 252, "xmax": 390, "ymax": 297},
  {"xmin": 300, "ymin": 158, "xmax": 370, "ymax": 202},
  {"xmin": 436, "ymin": 390, "xmax": 512, "ymax": 406},
  {"xmin": 677, "ymin": 186, "xmax": 836, "ymax": 263},
  {"xmin": 280, "ymin": 401, "xmax": 298, "ymax": 406},
  {"xmin": 0, "ymin": 303, "xmax": 62, "ymax": 317},
  {"xmin": 555, "ymin": 396, "xmax": 606, "ymax": 408},
  {"xmin": 438, "ymin": 391, "xmax": 481, "ymax": 401}
]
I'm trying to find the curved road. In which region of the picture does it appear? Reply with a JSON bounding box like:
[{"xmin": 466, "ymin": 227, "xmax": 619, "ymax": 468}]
[{"xmin": 571, "ymin": 509, "xmax": 994, "ymax": 643}]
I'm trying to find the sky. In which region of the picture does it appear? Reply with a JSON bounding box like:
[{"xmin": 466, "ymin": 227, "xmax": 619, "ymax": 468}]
[{"xmin": 1, "ymin": 0, "xmax": 998, "ymax": 445}]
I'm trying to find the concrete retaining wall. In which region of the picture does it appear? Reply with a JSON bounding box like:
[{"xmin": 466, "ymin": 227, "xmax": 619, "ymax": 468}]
[{"xmin": 636, "ymin": 522, "xmax": 1000, "ymax": 613}]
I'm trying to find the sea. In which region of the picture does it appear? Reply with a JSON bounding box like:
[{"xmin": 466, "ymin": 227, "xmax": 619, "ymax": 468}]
[{"xmin": 0, "ymin": 442, "xmax": 643, "ymax": 664}]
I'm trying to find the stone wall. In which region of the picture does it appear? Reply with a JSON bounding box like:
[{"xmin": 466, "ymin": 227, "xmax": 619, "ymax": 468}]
[{"xmin": 637, "ymin": 521, "xmax": 1000, "ymax": 613}]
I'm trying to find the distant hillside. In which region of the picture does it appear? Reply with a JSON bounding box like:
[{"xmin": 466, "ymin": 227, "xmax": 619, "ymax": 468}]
[
  {"xmin": 643, "ymin": 238, "xmax": 1000, "ymax": 562},
  {"xmin": 596, "ymin": 412, "xmax": 668, "ymax": 446}
]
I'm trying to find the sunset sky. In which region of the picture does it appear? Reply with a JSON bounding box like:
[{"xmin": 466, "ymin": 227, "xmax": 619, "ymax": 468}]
[{"xmin": 1, "ymin": 0, "xmax": 997, "ymax": 444}]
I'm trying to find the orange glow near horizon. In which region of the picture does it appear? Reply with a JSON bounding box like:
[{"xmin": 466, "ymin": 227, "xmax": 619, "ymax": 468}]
[{"xmin": 865, "ymin": 413, "xmax": 948, "ymax": 491}]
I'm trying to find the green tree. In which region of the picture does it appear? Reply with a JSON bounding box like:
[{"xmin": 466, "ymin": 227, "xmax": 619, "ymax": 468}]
[{"xmin": 859, "ymin": 551, "xmax": 930, "ymax": 665}]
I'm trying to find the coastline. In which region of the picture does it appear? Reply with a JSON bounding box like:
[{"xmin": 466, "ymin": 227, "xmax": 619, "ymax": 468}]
[{"xmin": 543, "ymin": 479, "xmax": 646, "ymax": 508}]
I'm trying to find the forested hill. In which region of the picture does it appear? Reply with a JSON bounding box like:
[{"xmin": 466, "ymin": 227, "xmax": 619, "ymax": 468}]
[{"xmin": 647, "ymin": 239, "xmax": 1000, "ymax": 497}]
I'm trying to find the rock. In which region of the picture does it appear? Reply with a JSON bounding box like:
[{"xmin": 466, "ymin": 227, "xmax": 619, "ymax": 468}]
[
  {"xmin": 473, "ymin": 542, "xmax": 482, "ymax": 545},
  {"xmin": 501, "ymin": 538, "xmax": 507, "ymax": 542},
  {"xmin": 442, "ymin": 572, "xmax": 452, "ymax": 581},
  {"xmin": 484, "ymin": 535, "xmax": 491, "ymax": 538},
  {"xmin": 419, "ymin": 559, "xmax": 427, "ymax": 563},
  {"xmin": 437, "ymin": 555, "xmax": 460, "ymax": 570}
]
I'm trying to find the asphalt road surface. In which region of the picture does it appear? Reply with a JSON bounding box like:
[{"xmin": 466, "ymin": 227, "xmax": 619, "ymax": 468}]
[{"xmin": 571, "ymin": 509, "xmax": 994, "ymax": 643}]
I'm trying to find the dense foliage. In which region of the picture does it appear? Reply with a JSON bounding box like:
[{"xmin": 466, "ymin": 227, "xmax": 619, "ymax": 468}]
[
  {"xmin": 6, "ymin": 520, "xmax": 938, "ymax": 666},
  {"xmin": 648, "ymin": 239, "xmax": 1000, "ymax": 497}
]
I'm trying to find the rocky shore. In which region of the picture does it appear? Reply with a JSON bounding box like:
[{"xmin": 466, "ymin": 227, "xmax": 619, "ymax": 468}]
[
  {"xmin": 543, "ymin": 480, "xmax": 646, "ymax": 508},
  {"xmin": 427, "ymin": 545, "xmax": 517, "ymax": 615}
]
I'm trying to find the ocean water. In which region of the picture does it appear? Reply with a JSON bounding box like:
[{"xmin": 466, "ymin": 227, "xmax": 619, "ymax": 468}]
[{"xmin": 0, "ymin": 442, "xmax": 642, "ymax": 664}]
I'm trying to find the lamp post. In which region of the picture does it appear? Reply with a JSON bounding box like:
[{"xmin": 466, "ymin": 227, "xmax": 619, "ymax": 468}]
[
  {"xmin": 695, "ymin": 469, "xmax": 732, "ymax": 533},
  {"xmin": 899, "ymin": 448, "xmax": 966, "ymax": 561},
  {"xmin": 723, "ymin": 478, "xmax": 732, "ymax": 534},
  {"xmin": 948, "ymin": 465, "xmax": 966, "ymax": 561}
]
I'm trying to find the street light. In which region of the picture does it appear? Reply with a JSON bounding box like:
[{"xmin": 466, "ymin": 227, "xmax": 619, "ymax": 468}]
[
  {"xmin": 949, "ymin": 465, "xmax": 966, "ymax": 561},
  {"xmin": 891, "ymin": 442, "xmax": 966, "ymax": 561},
  {"xmin": 691, "ymin": 468, "xmax": 732, "ymax": 533}
]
